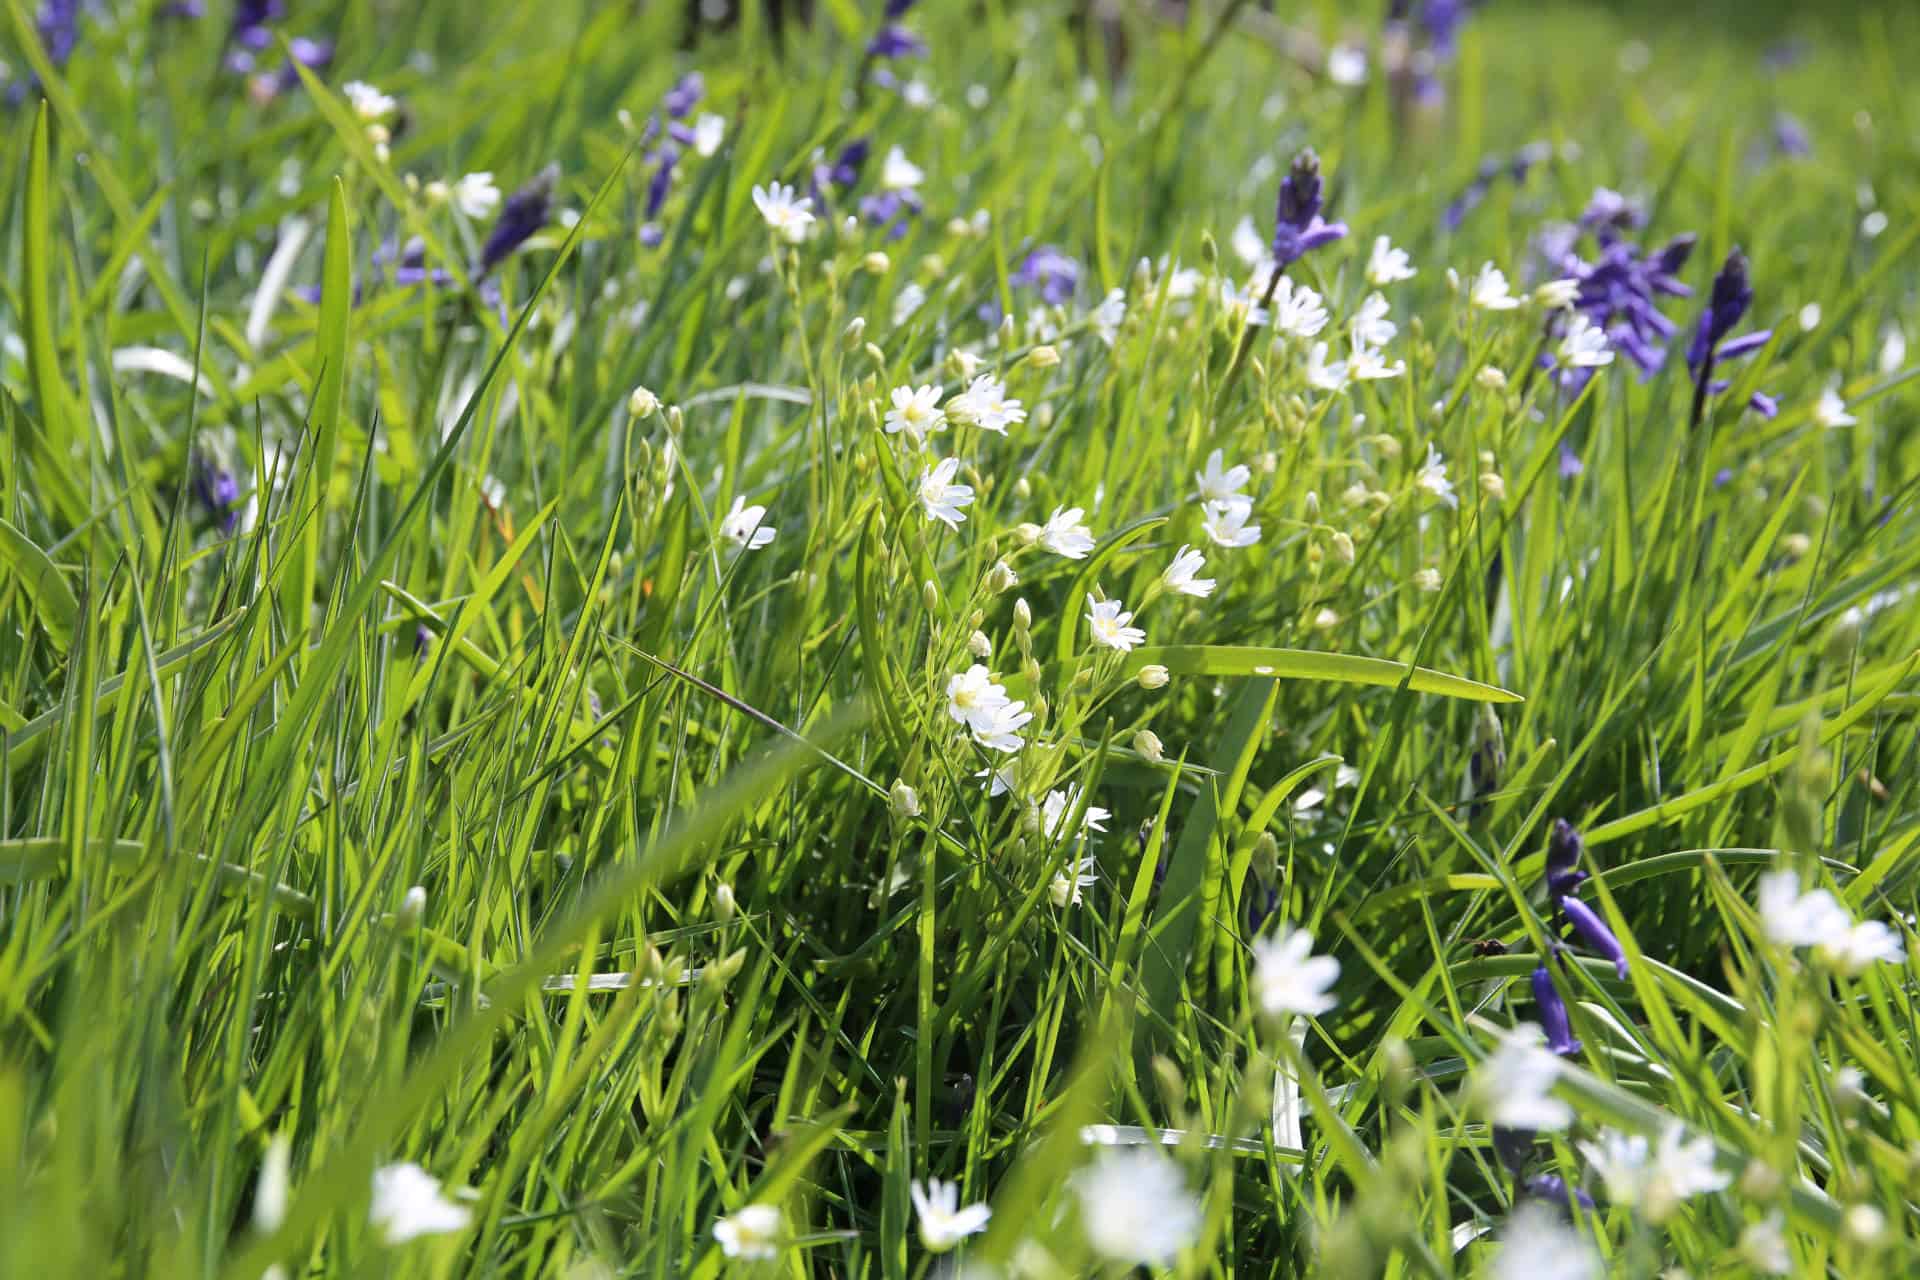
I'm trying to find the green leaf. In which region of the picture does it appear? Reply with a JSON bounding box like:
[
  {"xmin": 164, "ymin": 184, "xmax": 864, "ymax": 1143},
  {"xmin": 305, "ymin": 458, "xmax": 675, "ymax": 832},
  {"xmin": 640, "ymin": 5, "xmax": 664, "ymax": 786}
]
[
  {"xmin": 0, "ymin": 517, "xmax": 77, "ymax": 652},
  {"xmin": 1121, "ymin": 644, "xmax": 1524, "ymax": 703}
]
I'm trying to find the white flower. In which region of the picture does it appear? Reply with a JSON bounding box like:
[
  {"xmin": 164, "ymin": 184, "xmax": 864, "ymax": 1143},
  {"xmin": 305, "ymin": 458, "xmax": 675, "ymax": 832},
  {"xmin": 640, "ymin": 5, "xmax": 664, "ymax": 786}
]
[
  {"xmin": 1579, "ymin": 1124, "xmax": 1729, "ymax": 1223},
  {"xmin": 1230, "ymin": 215, "xmax": 1269, "ymax": 268},
  {"xmin": 880, "ymin": 145, "xmax": 924, "ymax": 191},
  {"xmin": 692, "ymin": 113, "xmax": 726, "ymax": 157},
  {"xmin": 902, "ymin": 78, "xmax": 933, "ymax": 109},
  {"xmin": 718, "ymin": 495, "xmax": 776, "ymax": 551},
  {"xmin": 1250, "ymin": 927, "xmax": 1339, "ymax": 1018},
  {"xmin": 1415, "ymin": 443, "xmax": 1457, "ymax": 509},
  {"xmin": 1557, "ymin": 315, "xmax": 1614, "ymax": 368},
  {"xmin": 255, "ymin": 1135, "xmax": 292, "ymax": 1233},
  {"xmin": 343, "ymin": 80, "xmax": 397, "ymax": 122},
  {"xmin": 449, "ymin": 172, "xmax": 501, "ymax": 219},
  {"xmin": 1092, "ymin": 288, "xmax": 1128, "ymax": 346},
  {"xmin": 1470, "ymin": 1025, "xmax": 1572, "ymax": 1131},
  {"xmin": 1201, "ymin": 497, "xmax": 1261, "ymax": 548},
  {"xmin": 1305, "ymin": 342, "xmax": 1350, "ymax": 392},
  {"xmin": 751, "ymin": 182, "xmax": 814, "ymax": 244},
  {"xmin": 1815, "ymin": 919, "xmax": 1905, "ymax": 975},
  {"xmin": 1487, "ymin": 1203, "xmax": 1600, "ymax": 1280},
  {"xmin": 1162, "ymin": 545, "xmax": 1216, "ymax": 598},
  {"xmin": 1756, "ymin": 871, "xmax": 1848, "ymax": 947},
  {"xmin": 1272, "ymin": 278, "xmax": 1330, "ymax": 340},
  {"xmin": 1219, "ymin": 278, "xmax": 1269, "ymax": 328},
  {"xmin": 947, "ymin": 664, "xmax": 1010, "ymax": 728},
  {"xmin": 971, "ymin": 698, "xmax": 1035, "ymax": 754},
  {"xmin": 1534, "ymin": 278, "xmax": 1581, "ymax": 310},
  {"xmin": 1085, "ymin": 594, "xmax": 1146, "ymax": 652},
  {"xmin": 1049, "ymin": 854, "xmax": 1099, "ymax": 907},
  {"xmin": 1039, "ymin": 506, "xmax": 1097, "ymax": 559},
  {"xmin": 910, "ymin": 1178, "xmax": 991, "ymax": 1252},
  {"xmin": 1349, "ymin": 292, "xmax": 1397, "ymax": 349},
  {"xmin": 884, "ymin": 383, "xmax": 947, "ymax": 441},
  {"xmin": 1814, "ymin": 383, "xmax": 1857, "ymax": 429},
  {"xmin": 1326, "ymin": 43, "xmax": 1368, "ymax": 86},
  {"xmin": 1469, "ymin": 262, "xmax": 1523, "ymax": 311},
  {"xmin": 368, "ymin": 1163, "xmax": 473, "ymax": 1244},
  {"xmin": 1042, "ymin": 785, "xmax": 1110, "ymax": 840},
  {"xmin": 917, "ymin": 458, "xmax": 974, "ymax": 529},
  {"xmin": 1072, "ymin": 1150, "xmax": 1201, "ymax": 1267},
  {"xmin": 977, "ymin": 758, "xmax": 1023, "ymax": 797},
  {"xmin": 1347, "ymin": 344, "xmax": 1405, "ymax": 381},
  {"xmin": 892, "ymin": 282, "xmax": 927, "ymax": 326},
  {"xmin": 946, "ymin": 375, "xmax": 1025, "ymax": 434},
  {"xmin": 1740, "ymin": 1212, "xmax": 1792, "ymax": 1275},
  {"xmin": 1366, "ymin": 236, "xmax": 1417, "ymax": 286},
  {"xmin": 1194, "ymin": 449, "xmax": 1252, "ymax": 505},
  {"xmin": 1880, "ymin": 326, "xmax": 1907, "ymax": 375},
  {"xmin": 1413, "ymin": 567, "xmax": 1442, "ymax": 592},
  {"xmin": 713, "ymin": 1204, "xmax": 783, "ymax": 1259}
]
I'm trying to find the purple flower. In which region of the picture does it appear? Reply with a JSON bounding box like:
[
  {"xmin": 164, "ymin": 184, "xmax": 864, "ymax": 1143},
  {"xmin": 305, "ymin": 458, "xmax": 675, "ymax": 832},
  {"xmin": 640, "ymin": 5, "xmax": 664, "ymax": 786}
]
[
  {"xmin": 159, "ymin": 1, "xmax": 206, "ymax": 17},
  {"xmin": 1554, "ymin": 230, "xmax": 1696, "ymax": 379},
  {"xmin": 858, "ymin": 188, "xmax": 920, "ymax": 240},
  {"xmin": 191, "ymin": 454, "xmax": 241, "ymax": 532},
  {"xmin": 1687, "ymin": 247, "xmax": 1752, "ymax": 364},
  {"xmin": 662, "ymin": 71, "xmax": 703, "ymax": 118},
  {"xmin": 1532, "ymin": 965, "xmax": 1582, "ymax": 1056},
  {"xmin": 1270, "ymin": 148, "xmax": 1348, "ymax": 266},
  {"xmin": 1492, "ymin": 1125, "xmax": 1534, "ymax": 1175},
  {"xmin": 884, "ymin": 0, "xmax": 920, "ymax": 15},
  {"xmin": 645, "ymin": 148, "xmax": 679, "ymax": 219},
  {"xmin": 1521, "ymin": 1174, "xmax": 1596, "ymax": 1212},
  {"xmin": 1772, "ymin": 112, "xmax": 1812, "ymax": 158},
  {"xmin": 1557, "ymin": 443, "xmax": 1584, "ymax": 479},
  {"xmin": 1578, "ymin": 188, "xmax": 1643, "ymax": 242},
  {"xmin": 478, "ymin": 165, "xmax": 559, "ymax": 274},
  {"xmin": 414, "ymin": 623, "xmax": 434, "ymax": 656},
  {"xmin": 1012, "ymin": 245, "xmax": 1082, "ymax": 305},
  {"xmin": 812, "ymin": 137, "xmax": 870, "ymax": 201},
  {"xmin": 1556, "ymin": 894, "xmax": 1628, "ymax": 980},
  {"xmin": 866, "ymin": 23, "xmax": 926, "ymax": 59}
]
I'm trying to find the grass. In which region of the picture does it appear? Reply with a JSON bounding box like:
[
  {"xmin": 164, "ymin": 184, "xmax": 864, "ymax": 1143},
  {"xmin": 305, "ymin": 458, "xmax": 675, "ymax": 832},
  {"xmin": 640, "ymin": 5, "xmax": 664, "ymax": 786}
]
[{"xmin": 1, "ymin": 0, "xmax": 1918, "ymax": 1275}]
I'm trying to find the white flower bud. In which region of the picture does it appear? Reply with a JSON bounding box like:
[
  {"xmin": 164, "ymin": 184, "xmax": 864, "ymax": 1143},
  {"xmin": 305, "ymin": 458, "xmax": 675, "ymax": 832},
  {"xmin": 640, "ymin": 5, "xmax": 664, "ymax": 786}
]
[
  {"xmin": 1013, "ymin": 598, "xmax": 1032, "ymax": 631},
  {"xmin": 967, "ymin": 630, "xmax": 992, "ymax": 658},
  {"xmin": 1133, "ymin": 729, "xmax": 1164, "ymax": 763},
  {"xmin": 1412, "ymin": 567, "xmax": 1442, "ymax": 592},
  {"xmin": 863, "ymin": 251, "xmax": 891, "ymax": 274},
  {"xmin": 714, "ymin": 882, "xmax": 737, "ymax": 923},
  {"xmin": 1533, "ymin": 278, "xmax": 1579, "ymax": 310},
  {"xmin": 1026, "ymin": 345, "xmax": 1061, "ymax": 369},
  {"xmin": 889, "ymin": 779, "xmax": 922, "ymax": 819},
  {"xmin": 627, "ymin": 385, "xmax": 660, "ymax": 419},
  {"xmin": 1137, "ymin": 664, "xmax": 1171, "ymax": 690},
  {"xmin": 986, "ymin": 560, "xmax": 1018, "ymax": 594},
  {"xmin": 1303, "ymin": 490, "xmax": 1320, "ymax": 519},
  {"xmin": 666, "ymin": 405, "xmax": 684, "ymax": 434},
  {"xmin": 922, "ymin": 580, "xmax": 940, "ymax": 613},
  {"xmin": 841, "ymin": 315, "xmax": 866, "ymax": 350},
  {"xmin": 1331, "ymin": 531, "xmax": 1355, "ymax": 564},
  {"xmin": 396, "ymin": 885, "xmax": 427, "ymax": 933},
  {"xmin": 1476, "ymin": 365, "xmax": 1508, "ymax": 391}
]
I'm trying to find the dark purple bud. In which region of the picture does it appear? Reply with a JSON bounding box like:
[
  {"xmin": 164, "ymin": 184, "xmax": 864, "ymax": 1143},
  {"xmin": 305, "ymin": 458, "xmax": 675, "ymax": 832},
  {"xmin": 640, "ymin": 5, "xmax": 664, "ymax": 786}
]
[
  {"xmin": 414, "ymin": 623, "xmax": 434, "ymax": 656},
  {"xmin": 190, "ymin": 454, "xmax": 241, "ymax": 532},
  {"xmin": 1244, "ymin": 878, "xmax": 1279, "ymax": 934},
  {"xmin": 1271, "ymin": 149, "xmax": 1347, "ymax": 266},
  {"xmin": 1545, "ymin": 819, "xmax": 1586, "ymax": 897},
  {"xmin": 1714, "ymin": 329, "xmax": 1773, "ymax": 362},
  {"xmin": 645, "ymin": 154, "xmax": 677, "ymax": 219},
  {"xmin": 1492, "ymin": 1125, "xmax": 1535, "ymax": 1175},
  {"xmin": 1557, "ymin": 895, "xmax": 1628, "ymax": 980},
  {"xmin": 478, "ymin": 164, "xmax": 559, "ymax": 274},
  {"xmin": 884, "ymin": 0, "xmax": 920, "ymax": 15},
  {"xmin": 1705, "ymin": 247, "xmax": 1753, "ymax": 347},
  {"xmin": 1532, "ymin": 965, "xmax": 1582, "ymax": 1056},
  {"xmin": 1748, "ymin": 390, "xmax": 1779, "ymax": 419},
  {"xmin": 1521, "ymin": 1174, "xmax": 1596, "ymax": 1212},
  {"xmin": 866, "ymin": 23, "xmax": 926, "ymax": 59}
]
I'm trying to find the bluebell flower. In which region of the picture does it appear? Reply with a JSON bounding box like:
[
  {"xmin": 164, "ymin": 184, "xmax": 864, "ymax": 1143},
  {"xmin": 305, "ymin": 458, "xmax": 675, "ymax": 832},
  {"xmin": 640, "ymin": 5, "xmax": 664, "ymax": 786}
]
[
  {"xmin": 1531, "ymin": 965, "xmax": 1582, "ymax": 1056},
  {"xmin": 866, "ymin": 23, "xmax": 926, "ymax": 59},
  {"xmin": 414, "ymin": 623, "xmax": 434, "ymax": 656},
  {"xmin": 1521, "ymin": 1174, "xmax": 1596, "ymax": 1212},
  {"xmin": 1578, "ymin": 188, "xmax": 1643, "ymax": 241},
  {"xmin": 884, "ymin": 0, "xmax": 920, "ymax": 15},
  {"xmin": 191, "ymin": 454, "xmax": 241, "ymax": 532},
  {"xmin": 662, "ymin": 71, "xmax": 703, "ymax": 118},
  {"xmin": 1270, "ymin": 148, "xmax": 1347, "ymax": 266},
  {"xmin": 1686, "ymin": 248, "xmax": 1774, "ymax": 421},
  {"xmin": 858, "ymin": 188, "xmax": 920, "ymax": 241},
  {"xmin": 1544, "ymin": 818, "xmax": 1588, "ymax": 899},
  {"xmin": 1557, "ymin": 444, "xmax": 1584, "ymax": 479},
  {"xmin": 1491, "ymin": 1125, "xmax": 1534, "ymax": 1175},
  {"xmin": 1556, "ymin": 895, "xmax": 1628, "ymax": 980},
  {"xmin": 478, "ymin": 165, "xmax": 559, "ymax": 275},
  {"xmin": 1012, "ymin": 245, "xmax": 1082, "ymax": 305},
  {"xmin": 811, "ymin": 138, "xmax": 870, "ymax": 203},
  {"xmin": 1443, "ymin": 141, "xmax": 1550, "ymax": 231},
  {"xmin": 1772, "ymin": 112, "xmax": 1812, "ymax": 158}
]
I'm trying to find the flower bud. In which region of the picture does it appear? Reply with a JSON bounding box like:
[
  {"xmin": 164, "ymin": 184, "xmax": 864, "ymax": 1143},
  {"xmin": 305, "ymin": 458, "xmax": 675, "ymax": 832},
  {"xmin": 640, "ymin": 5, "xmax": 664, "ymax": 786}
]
[
  {"xmin": 1303, "ymin": 490, "xmax": 1320, "ymax": 520},
  {"xmin": 1026, "ymin": 345, "xmax": 1061, "ymax": 369},
  {"xmin": 1476, "ymin": 365, "xmax": 1508, "ymax": 391},
  {"xmin": 864, "ymin": 342, "xmax": 887, "ymax": 366},
  {"xmin": 396, "ymin": 885, "xmax": 427, "ymax": 934},
  {"xmin": 922, "ymin": 580, "xmax": 940, "ymax": 613},
  {"xmin": 1013, "ymin": 598, "xmax": 1032, "ymax": 631},
  {"xmin": 714, "ymin": 882, "xmax": 737, "ymax": 923},
  {"xmin": 1331, "ymin": 531, "xmax": 1355, "ymax": 564},
  {"xmin": 967, "ymin": 630, "xmax": 992, "ymax": 657},
  {"xmin": 1022, "ymin": 659, "xmax": 1044, "ymax": 688},
  {"xmin": 1133, "ymin": 729, "xmax": 1164, "ymax": 763},
  {"xmin": 666, "ymin": 405, "xmax": 684, "ymax": 434},
  {"xmin": 1137, "ymin": 664, "xmax": 1170, "ymax": 690},
  {"xmin": 1480, "ymin": 472, "xmax": 1506, "ymax": 501},
  {"xmin": 841, "ymin": 315, "xmax": 867, "ymax": 350},
  {"xmin": 704, "ymin": 947, "xmax": 748, "ymax": 992},
  {"xmin": 986, "ymin": 560, "xmax": 1018, "ymax": 594},
  {"xmin": 1413, "ymin": 567, "xmax": 1442, "ymax": 592},
  {"xmin": 628, "ymin": 385, "xmax": 660, "ymax": 419},
  {"xmin": 889, "ymin": 779, "xmax": 922, "ymax": 819}
]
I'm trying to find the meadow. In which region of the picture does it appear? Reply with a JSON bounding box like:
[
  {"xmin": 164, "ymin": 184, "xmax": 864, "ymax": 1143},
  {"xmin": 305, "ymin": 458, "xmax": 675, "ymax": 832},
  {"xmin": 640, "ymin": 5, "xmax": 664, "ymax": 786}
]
[{"xmin": 2, "ymin": 0, "xmax": 1918, "ymax": 1275}]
